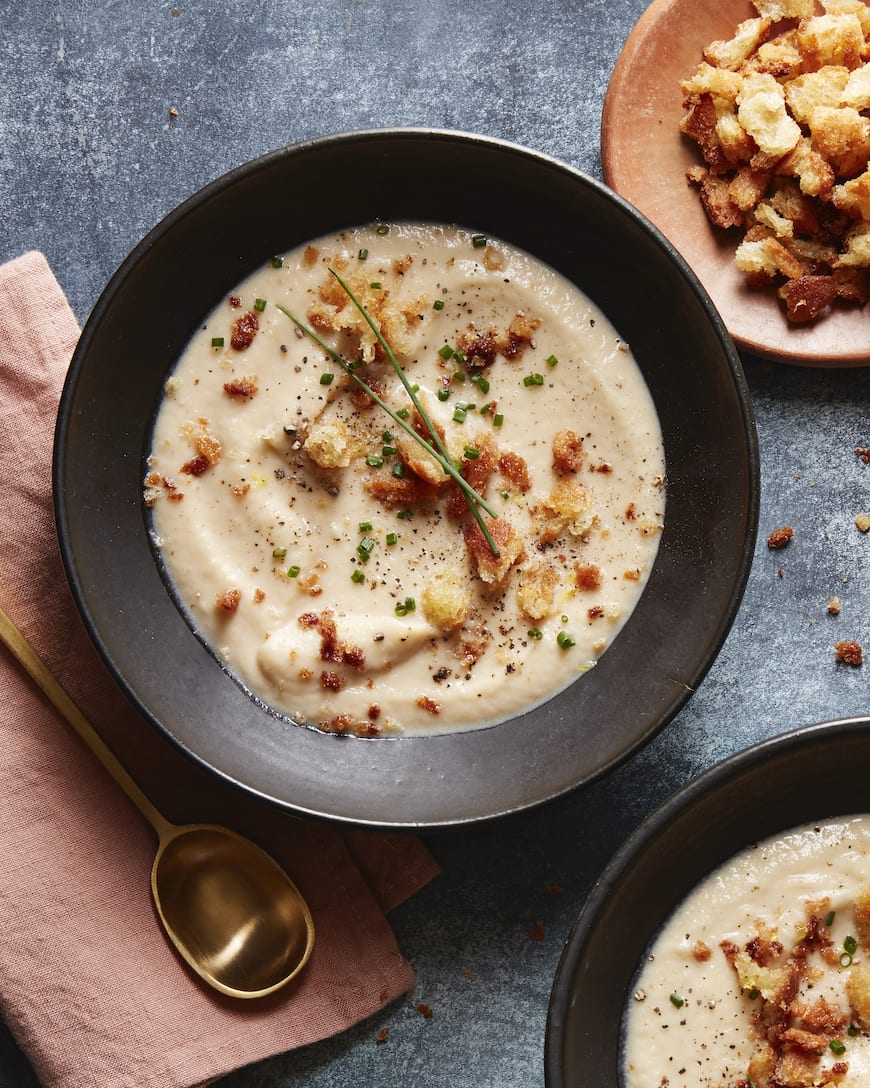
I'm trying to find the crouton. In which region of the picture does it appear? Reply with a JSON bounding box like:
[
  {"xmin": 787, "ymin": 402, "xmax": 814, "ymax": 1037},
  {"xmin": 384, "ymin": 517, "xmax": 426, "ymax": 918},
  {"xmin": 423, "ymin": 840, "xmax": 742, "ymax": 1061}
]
[
  {"xmin": 680, "ymin": 1, "xmax": 870, "ymax": 323},
  {"xmin": 704, "ymin": 17, "xmax": 772, "ymax": 70},
  {"xmin": 752, "ymin": 0, "xmax": 814, "ymax": 17},
  {"xmin": 533, "ymin": 478, "xmax": 596, "ymax": 544},
  {"xmin": 516, "ymin": 563, "xmax": 560, "ymax": 621},
  {"xmin": 421, "ymin": 572, "xmax": 472, "ymax": 631},
  {"xmin": 737, "ymin": 73, "xmax": 802, "ymax": 158},
  {"xmin": 834, "ymin": 221, "xmax": 870, "ymax": 266},
  {"xmin": 795, "ymin": 13, "xmax": 865, "ymax": 70},
  {"xmin": 552, "ymin": 429, "xmax": 585, "ymax": 475},
  {"xmin": 304, "ymin": 419, "xmax": 360, "ymax": 468},
  {"xmin": 464, "ymin": 518, "xmax": 525, "ymax": 585}
]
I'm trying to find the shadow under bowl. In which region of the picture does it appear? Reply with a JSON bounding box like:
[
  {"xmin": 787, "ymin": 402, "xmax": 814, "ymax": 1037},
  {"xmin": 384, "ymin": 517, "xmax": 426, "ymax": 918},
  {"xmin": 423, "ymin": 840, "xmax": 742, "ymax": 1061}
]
[{"xmin": 54, "ymin": 129, "xmax": 759, "ymax": 828}]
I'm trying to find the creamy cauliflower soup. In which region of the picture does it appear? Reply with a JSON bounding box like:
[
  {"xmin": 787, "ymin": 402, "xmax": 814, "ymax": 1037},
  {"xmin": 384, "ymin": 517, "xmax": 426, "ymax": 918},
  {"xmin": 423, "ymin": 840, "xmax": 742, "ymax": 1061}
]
[
  {"xmin": 145, "ymin": 223, "xmax": 664, "ymax": 736},
  {"xmin": 624, "ymin": 816, "xmax": 870, "ymax": 1088}
]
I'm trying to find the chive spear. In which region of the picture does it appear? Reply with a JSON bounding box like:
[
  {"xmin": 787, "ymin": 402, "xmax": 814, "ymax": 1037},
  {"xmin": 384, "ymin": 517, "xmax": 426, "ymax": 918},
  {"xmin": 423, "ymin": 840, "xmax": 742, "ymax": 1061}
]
[{"xmin": 275, "ymin": 276, "xmax": 500, "ymax": 557}]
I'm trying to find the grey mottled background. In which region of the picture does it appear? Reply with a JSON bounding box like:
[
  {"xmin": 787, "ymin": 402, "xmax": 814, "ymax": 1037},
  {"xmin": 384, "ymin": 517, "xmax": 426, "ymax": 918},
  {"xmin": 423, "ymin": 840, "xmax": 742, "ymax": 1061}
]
[{"xmin": 2, "ymin": 2, "xmax": 869, "ymax": 1086}]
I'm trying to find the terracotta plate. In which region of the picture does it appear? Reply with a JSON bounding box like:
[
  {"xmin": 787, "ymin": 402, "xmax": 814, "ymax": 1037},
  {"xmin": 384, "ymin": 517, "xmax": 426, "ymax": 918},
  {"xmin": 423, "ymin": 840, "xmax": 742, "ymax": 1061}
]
[{"xmin": 601, "ymin": 0, "xmax": 870, "ymax": 366}]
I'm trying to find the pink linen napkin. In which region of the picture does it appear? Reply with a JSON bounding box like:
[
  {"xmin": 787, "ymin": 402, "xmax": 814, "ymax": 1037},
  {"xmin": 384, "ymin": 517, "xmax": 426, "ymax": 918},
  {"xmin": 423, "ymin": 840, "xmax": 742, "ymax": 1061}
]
[{"xmin": 0, "ymin": 252, "xmax": 439, "ymax": 1088}]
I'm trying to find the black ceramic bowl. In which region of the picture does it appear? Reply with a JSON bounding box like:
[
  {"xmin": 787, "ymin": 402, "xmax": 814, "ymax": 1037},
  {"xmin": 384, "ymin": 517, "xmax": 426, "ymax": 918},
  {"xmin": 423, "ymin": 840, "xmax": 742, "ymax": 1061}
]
[
  {"xmin": 54, "ymin": 129, "xmax": 758, "ymax": 828},
  {"xmin": 545, "ymin": 716, "xmax": 870, "ymax": 1087}
]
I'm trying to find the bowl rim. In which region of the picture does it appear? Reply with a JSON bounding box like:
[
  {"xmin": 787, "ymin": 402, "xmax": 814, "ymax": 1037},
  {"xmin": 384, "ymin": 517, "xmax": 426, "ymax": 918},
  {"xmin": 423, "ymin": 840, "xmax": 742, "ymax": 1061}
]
[
  {"xmin": 53, "ymin": 127, "xmax": 761, "ymax": 828},
  {"xmin": 544, "ymin": 715, "xmax": 870, "ymax": 1086}
]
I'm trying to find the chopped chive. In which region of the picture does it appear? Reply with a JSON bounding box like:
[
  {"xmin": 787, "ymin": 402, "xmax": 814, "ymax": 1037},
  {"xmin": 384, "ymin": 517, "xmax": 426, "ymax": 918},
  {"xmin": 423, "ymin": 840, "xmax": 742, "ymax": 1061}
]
[
  {"xmin": 366, "ymin": 454, "xmax": 384, "ymax": 467},
  {"xmin": 845, "ymin": 935, "xmax": 858, "ymax": 955},
  {"xmin": 277, "ymin": 273, "xmax": 501, "ymax": 558},
  {"xmin": 453, "ymin": 349, "xmax": 467, "ymax": 364},
  {"xmin": 669, "ymin": 993, "xmax": 684, "ymax": 1009},
  {"xmin": 849, "ymin": 1024, "xmax": 860, "ymax": 1037},
  {"xmin": 546, "ymin": 354, "xmax": 559, "ymax": 368},
  {"xmin": 841, "ymin": 952, "xmax": 854, "ymax": 967},
  {"xmin": 369, "ymin": 282, "xmax": 382, "ymax": 290},
  {"xmin": 376, "ymin": 223, "xmax": 389, "ymax": 235},
  {"xmin": 826, "ymin": 911, "xmax": 836, "ymax": 927},
  {"xmin": 493, "ymin": 413, "xmax": 504, "ymax": 427},
  {"xmin": 347, "ymin": 358, "xmax": 363, "ymax": 371},
  {"xmin": 471, "ymin": 234, "xmax": 487, "ymax": 248},
  {"xmin": 320, "ymin": 372, "xmax": 334, "ymax": 385},
  {"xmin": 382, "ymin": 444, "xmax": 398, "ymax": 456},
  {"xmin": 272, "ymin": 546, "xmax": 287, "ymax": 559},
  {"xmin": 392, "ymin": 462, "xmax": 406, "ymax": 478},
  {"xmin": 254, "ymin": 298, "xmax": 266, "ymax": 312},
  {"xmin": 830, "ymin": 1039, "xmax": 846, "ymax": 1056},
  {"xmin": 386, "ymin": 532, "xmax": 398, "ymax": 545},
  {"xmin": 358, "ymin": 521, "xmax": 373, "ymax": 533},
  {"xmin": 397, "ymin": 508, "xmax": 413, "ymax": 520},
  {"xmin": 210, "ymin": 336, "xmax": 225, "ymax": 348},
  {"xmin": 437, "ymin": 388, "xmax": 451, "ymax": 402},
  {"xmin": 471, "ymin": 374, "xmax": 490, "ymax": 393},
  {"xmin": 357, "ymin": 537, "xmax": 375, "ymax": 560},
  {"xmin": 358, "ymin": 248, "xmax": 368, "ymax": 259},
  {"xmin": 527, "ymin": 628, "xmax": 543, "ymax": 640},
  {"xmin": 453, "ymin": 406, "xmax": 467, "ymax": 423},
  {"xmin": 464, "ymin": 446, "xmax": 481, "ymax": 461},
  {"xmin": 382, "ymin": 430, "xmax": 394, "ymax": 441},
  {"xmin": 433, "ymin": 299, "xmax": 445, "ymax": 311},
  {"xmin": 351, "ymin": 569, "xmax": 365, "ymax": 583},
  {"xmin": 557, "ymin": 631, "xmax": 576, "ymax": 650},
  {"xmin": 747, "ymin": 987, "xmax": 760, "ymax": 1000},
  {"xmin": 523, "ymin": 372, "xmax": 544, "ymax": 387},
  {"xmin": 287, "ymin": 565, "xmax": 301, "ymax": 578},
  {"xmin": 499, "ymin": 489, "xmax": 509, "ymax": 500},
  {"xmin": 395, "ymin": 596, "xmax": 416, "ymax": 616},
  {"xmin": 270, "ymin": 256, "xmax": 284, "ymax": 268},
  {"xmin": 438, "ymin": 344, "xmax": 454, "ymax": 360}
]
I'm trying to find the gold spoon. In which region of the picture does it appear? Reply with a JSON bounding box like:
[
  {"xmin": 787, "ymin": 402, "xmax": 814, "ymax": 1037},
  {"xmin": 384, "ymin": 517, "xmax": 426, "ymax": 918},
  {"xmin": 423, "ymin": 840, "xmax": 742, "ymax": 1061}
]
[{"xmin": 0, "ymin": 603, "xmax": 315, "ymax": 999}]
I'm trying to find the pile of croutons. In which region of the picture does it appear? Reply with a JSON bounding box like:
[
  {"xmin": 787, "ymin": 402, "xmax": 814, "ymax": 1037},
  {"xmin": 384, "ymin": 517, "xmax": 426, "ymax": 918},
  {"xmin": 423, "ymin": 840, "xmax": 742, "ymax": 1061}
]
[{"xmin": 681, "ymin": 0, "xmax": 870, "ymax": 322}]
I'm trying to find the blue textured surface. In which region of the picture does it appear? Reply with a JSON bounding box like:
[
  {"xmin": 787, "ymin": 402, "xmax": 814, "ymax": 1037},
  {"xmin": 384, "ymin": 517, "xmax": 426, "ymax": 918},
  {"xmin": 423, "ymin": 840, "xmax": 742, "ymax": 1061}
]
[{"xmin": 2, "ymin": 2, "xmax": 870, "ymax": 1086}]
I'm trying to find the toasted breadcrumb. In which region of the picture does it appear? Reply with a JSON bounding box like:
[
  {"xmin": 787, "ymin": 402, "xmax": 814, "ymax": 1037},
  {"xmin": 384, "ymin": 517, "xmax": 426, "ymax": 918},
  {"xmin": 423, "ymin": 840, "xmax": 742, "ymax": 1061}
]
[
  {"xmin": 767, "ymin": 525, "xmax": 795, "ymax": 548},
  {"xmin": 216, "ymin": 588, "xmax": 242, "ymax": 613},
  {"xmin": 533, "ymin": 478, "xmax": 596, "ymax": 544},
  {"xmin": 464, "ymin": 518, "xmax": 525, "ymax": 584},
  {"xmin": 681, "ymin": 0, "xmax": 870, "ymax": 323},
  {"xmin": 516, "ymin": 562, "xmax": 560, "ymax": 620},
  {"xmin": 835, "ymin": 639, "xmax": 863, "ymax": 664},
  {"xmin": 421, "ymin": 572, "xmax": 472, "ymax": 631}
]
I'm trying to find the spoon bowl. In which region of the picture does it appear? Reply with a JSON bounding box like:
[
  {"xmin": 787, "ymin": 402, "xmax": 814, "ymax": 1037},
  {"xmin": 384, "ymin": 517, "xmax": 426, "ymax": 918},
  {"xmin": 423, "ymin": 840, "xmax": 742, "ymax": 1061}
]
[
  {"xmin": 0, "ymin": 603, "xmax": 315, "ymax": 999},
  {"xmin": 153, "ymin": 824, "xmax": 314, "ymax": 998}
]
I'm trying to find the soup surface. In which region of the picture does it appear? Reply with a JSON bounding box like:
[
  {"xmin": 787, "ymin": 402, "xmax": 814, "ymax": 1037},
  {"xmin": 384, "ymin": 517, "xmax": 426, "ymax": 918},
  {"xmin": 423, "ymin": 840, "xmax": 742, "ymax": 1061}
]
[
  {"xmin": 623, "ymin": 816, "xmax": 870, "ymax": 1088},
  {"xmin": 145, "ymin": 223, "xmax": 664, "ymax": 736}
]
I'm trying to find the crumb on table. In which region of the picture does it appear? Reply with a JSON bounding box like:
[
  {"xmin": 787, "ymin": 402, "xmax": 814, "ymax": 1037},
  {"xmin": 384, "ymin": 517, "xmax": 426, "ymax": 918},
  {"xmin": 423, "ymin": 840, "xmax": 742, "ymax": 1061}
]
[
  {"xmin": 767, "ymin": 525, "xmax": 795, "ymax": 549},
  {"xmin": 835, "ymin": 640, "xmax": 863, "ymax": 666}
]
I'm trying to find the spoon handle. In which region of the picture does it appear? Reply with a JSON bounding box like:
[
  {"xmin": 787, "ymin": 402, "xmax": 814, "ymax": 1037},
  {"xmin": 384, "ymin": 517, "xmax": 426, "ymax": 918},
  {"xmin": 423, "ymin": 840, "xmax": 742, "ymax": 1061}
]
[{"xmin": 0, "ymin": 602, "xmax": 171, "ymax": 837}]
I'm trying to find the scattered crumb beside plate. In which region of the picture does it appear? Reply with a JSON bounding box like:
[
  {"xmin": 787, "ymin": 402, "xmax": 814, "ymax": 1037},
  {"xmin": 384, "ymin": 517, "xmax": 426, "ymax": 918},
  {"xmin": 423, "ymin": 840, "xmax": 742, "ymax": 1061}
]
[{"xmin": 601, "ymin": 0, "xmax": 870, "ymax": 367}]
